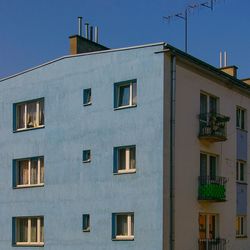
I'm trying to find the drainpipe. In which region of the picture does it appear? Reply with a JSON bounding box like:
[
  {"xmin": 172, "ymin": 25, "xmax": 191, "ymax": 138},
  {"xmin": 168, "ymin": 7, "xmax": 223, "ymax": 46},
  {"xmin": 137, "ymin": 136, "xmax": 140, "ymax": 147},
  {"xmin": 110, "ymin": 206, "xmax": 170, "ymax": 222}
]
[{"xmin": 170, "ymin": 55, "xmax": 176, "ymax": 250}]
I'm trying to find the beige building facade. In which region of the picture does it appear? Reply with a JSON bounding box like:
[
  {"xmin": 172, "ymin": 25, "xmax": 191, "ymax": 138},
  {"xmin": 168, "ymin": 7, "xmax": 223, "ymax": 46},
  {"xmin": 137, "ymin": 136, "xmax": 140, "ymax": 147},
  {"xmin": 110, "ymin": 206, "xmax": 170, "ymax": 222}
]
[{"xmin": 163, "ymin": 46, "xmax": 250, "ymax": 250}]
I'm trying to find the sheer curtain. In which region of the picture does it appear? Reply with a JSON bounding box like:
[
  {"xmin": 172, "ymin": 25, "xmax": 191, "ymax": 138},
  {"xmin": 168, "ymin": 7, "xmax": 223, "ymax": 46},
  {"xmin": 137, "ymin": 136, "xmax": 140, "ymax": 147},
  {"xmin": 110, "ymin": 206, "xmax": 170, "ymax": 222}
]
[
  {"xmin": 18, "ymin": 160, "xmax": 29, "ymax": 185},
  {"xmin": 27, "ymin": 102, "xmax": 36, "ymax": 128},
  {"xmin": 129, "ymin": 148, "xmax": 136, "ymax": 170},
  {"xmin": 31, "ymin": 218, "xmax": 37, "ymax": 242},
  {"xmin": 39, "ymin": 101, "xmax": 44, "ymax": 126},
  {"xmin": 17, "ymin": 104, "xmax": 25, "ymax": 129},
  {"xmin": 17, "ymin": 218, "xmax": 28, "ymax": 242},
  {"xmin": 30, "ymin": 159, "xmax": 38, "ymax": 185},
  {"xmin": 40, "ymin": 158, "xmax": 44, "ymax": 184}
]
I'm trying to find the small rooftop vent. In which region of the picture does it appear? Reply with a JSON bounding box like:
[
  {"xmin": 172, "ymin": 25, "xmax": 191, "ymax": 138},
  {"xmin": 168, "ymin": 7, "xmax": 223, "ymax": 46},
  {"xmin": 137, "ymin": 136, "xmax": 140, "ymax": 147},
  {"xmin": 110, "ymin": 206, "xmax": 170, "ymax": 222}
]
[{"xmin": 69, "ymin": 17, "xmax": 108, "ymax": 55}]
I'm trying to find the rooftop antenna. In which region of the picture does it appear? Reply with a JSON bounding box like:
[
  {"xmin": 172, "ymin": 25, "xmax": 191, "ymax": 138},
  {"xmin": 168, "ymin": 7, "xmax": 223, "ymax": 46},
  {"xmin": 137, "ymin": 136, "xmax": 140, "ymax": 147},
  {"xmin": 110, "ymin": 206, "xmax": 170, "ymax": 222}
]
[{"xmin": 163, "ymin": 0, "xmax": 224, "ymax": 53}]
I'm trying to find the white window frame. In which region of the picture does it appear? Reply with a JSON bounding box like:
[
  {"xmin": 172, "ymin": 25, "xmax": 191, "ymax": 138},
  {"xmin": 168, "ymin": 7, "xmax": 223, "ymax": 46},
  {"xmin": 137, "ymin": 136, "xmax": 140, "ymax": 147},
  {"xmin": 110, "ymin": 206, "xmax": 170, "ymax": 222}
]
[
  {"xmin": 115, "ymin": 213, "xmax": 134, "ymax": 240},
  {"xmin": 16, "ymin": 157, "xmax": 44, "ymax": 188},
  {"xmin": 236, "ymin": 160, "xmax": 246, "ymax": 183},
  {"xmin": 115, "ymin": 80, "xmax": 137, "ymax": 109},
  {"xmin": 236, "ymin": 216, "xmax": 247, "ymax": 238},
  {"xmin": 116, "ymin": 146, "xmax": 136, "ymax": 174},
  {"xmin": 15, "ymin": 217, "xmax": 44, "ymax": 246},
  {"xmin": 15, "ymin": 99, "xmax": 44, "ymax": 131},
  {"xmin": 236, "ymin": 106, "xmax": 246, "ymax": 130}
]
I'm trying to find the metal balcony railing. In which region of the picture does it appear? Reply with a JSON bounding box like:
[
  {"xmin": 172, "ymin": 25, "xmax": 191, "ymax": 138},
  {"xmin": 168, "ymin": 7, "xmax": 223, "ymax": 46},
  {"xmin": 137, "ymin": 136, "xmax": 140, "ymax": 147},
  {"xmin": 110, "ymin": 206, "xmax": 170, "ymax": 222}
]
[
  {"xmin": 199, "ymin": 113, "xmax": 230, "ymax": 142},
  {"xmin": 198, "ymin": 238, "xmax": 226, "ymax": 250},
  {"xmin": 198, "ymin": 176, "xmax": 227, "ymax": 202}
]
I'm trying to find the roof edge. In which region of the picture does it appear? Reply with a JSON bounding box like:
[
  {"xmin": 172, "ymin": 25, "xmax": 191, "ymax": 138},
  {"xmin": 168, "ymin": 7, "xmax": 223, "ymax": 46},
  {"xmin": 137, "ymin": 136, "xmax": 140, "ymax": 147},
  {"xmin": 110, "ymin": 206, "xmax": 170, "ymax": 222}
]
[{"xmin": 0, "ymin": 42, "xmax": 165, "ymax": 83}]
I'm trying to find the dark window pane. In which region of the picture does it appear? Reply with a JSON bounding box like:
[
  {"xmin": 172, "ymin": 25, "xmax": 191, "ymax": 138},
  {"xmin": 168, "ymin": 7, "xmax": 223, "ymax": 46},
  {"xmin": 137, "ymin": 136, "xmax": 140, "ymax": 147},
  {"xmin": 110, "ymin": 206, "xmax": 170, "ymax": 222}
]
[
  {"xmin": 118, "ymin": 148, "xmax": 126, "ymax": 170},
  {"xmin": 116, "ymin": 215, "xmax": 128, "ymax": 236},
  {"xmin": 84, "ymin": 89, "xmax": 92, "ymax": 105}
]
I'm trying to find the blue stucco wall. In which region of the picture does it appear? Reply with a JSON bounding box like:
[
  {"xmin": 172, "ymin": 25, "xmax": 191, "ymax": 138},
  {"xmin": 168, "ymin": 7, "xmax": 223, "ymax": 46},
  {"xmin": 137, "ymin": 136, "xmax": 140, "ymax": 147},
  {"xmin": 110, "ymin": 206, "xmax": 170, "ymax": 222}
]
[
  {"xmin": 237, "ymin": 183, "xmax": 248, "ymax": 215},
  {"xmin": 0, "ymin": 44, "xmax": 165, "ymax": 250},
  {"xmin": 237, "ymin": 129, "xmax": 248, "ymax": 161}
]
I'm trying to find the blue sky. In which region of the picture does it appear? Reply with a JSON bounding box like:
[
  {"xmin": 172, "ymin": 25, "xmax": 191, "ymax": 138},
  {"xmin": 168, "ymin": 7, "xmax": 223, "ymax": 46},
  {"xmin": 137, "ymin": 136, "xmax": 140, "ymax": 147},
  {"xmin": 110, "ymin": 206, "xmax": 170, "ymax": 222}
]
[{"xmin": 0, "ymin": 0, "xmax": 249, "ymax": 79}]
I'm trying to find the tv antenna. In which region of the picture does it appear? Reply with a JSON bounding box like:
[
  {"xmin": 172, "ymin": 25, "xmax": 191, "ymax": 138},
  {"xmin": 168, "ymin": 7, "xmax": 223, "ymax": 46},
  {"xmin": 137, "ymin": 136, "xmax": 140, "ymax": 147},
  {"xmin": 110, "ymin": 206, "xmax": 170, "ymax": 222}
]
[{"xmin": 163, "ymin": 0, "xmax": 224, "ymax": 53}]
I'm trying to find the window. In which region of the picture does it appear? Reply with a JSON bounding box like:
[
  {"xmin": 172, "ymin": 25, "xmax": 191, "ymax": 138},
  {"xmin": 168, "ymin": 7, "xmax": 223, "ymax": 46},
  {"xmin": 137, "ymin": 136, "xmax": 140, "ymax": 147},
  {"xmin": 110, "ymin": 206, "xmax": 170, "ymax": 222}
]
[
  {"xmin": 114, "ymin": 80, "xmax": 137, "ymax": 109},
  {"xmin": 114, "ymin": 146, "xmax": 136, "ymax": 174},
  {"xmin": 200, "ymin": 152, "xmax": 218, "ymax": 178},
  {"xmin": 83, "ymin": 88, "xmax": 92, "ymax": 105},
  {"xmin": 112, "ymin": 213, "xmax": 134, "ymax": 240},
  {"xmin": 14, "ymin": 157, "xmax": 44, "ymax": 188},
  {"xmin": 236, "ymin": 107, "xmax": 246, "ymax": 130},
  {"xmin": 15, "ymin": 98, "xmax": 44, "ymax": 131},
  {"xmin": 82, "ymin": 214, "xmax": 90, "ymax": 232},
  {"xmin": 200, "ymin": 92, "xmax": 218, "ymax": 114},
  {"xmin": 236, "ymin": 161, "xmax": 246, "ymax": 182},
  {"xmin": 199, "ymin": 214, "xmax": 219, "ymax": 239},
  {"xmin": 14, "ymin": 216, "xmax": 44, "ymax": 246},
  {"xmin": 236, "ymin": 216, "xmax": 247, "ymax": 237},
  {"xmin": 83, "ymin": 150, "xmax": 91, "ymax": 163}
]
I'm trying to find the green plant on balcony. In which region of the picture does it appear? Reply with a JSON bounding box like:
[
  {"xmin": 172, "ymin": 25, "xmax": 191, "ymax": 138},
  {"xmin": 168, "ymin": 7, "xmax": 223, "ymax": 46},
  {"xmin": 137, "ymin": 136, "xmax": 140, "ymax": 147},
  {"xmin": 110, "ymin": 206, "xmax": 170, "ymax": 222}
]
[{"xmin": 199, "ymin": 183, "xmax": 226, "ymax": 201}]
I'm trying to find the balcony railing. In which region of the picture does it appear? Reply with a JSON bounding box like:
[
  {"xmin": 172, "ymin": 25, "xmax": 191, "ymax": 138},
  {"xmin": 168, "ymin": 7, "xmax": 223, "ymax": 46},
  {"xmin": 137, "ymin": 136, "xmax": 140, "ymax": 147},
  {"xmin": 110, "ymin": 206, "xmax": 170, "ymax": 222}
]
[
  {"xmin": 199, "ymin": 113, "xmax": 230, "ymax": 142},
  {"xmin": 198, "ymin": 238, "xmax": 226, "ymax": 250},
  {"xmin": 198, "ymin": 176, "xmax": 227, "ymax": 202}
]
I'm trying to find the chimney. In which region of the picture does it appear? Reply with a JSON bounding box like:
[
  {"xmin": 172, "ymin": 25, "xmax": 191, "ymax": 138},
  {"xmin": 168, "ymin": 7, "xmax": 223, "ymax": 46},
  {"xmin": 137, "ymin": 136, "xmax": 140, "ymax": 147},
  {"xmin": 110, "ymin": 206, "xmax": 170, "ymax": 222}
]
[
  {"xmin": 241, "ymin": 78, "xmax": 250, "ymax": 85},
  {"xmin": 220, "ymin": 66, "xmax": 238, "ymax": 78},
  {"xmin": 69, "ymin": 18, "xmax": 109, "ymax": 55}
]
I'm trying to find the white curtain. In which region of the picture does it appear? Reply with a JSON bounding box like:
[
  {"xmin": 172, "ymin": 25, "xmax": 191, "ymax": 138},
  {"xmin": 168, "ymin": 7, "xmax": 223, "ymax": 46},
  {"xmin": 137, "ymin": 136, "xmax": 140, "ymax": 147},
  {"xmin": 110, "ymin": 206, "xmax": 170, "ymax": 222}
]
[
  {"xmin": 27, "ymin": 102, "xmax": 37, "ymax": 128},
  {"xmin": 19, "ymin": 160, "xmax": 29, "ymax": 185}
]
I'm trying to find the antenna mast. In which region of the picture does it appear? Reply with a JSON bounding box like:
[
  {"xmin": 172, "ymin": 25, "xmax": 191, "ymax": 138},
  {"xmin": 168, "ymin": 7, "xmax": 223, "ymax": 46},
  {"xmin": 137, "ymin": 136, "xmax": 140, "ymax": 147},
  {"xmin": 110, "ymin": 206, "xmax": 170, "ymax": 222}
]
[{"xmin": 163, "ymin": 0, "xmax": 223, "ymax": 53}]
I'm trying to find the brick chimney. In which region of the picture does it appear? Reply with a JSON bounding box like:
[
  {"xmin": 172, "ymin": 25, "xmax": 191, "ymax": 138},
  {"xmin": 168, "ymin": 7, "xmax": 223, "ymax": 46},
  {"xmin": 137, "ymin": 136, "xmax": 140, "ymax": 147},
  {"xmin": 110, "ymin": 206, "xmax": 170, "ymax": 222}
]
[
  {"xmin": 220, "ymin": 66, "xmax": 238, "ymax": 78},
  {"xmin": 241, "ymin": 78, "xmax": 250, "ymax": 85},
  {"xmin": 69, "ymin": 17, "xmax": 109, "ymax": 55}
]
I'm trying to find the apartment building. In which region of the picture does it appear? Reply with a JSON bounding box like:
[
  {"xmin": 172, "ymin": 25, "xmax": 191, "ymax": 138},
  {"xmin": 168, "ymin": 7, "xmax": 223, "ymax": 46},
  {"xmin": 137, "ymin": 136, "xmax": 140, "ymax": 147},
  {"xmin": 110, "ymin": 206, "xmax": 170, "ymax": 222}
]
[{"xmin": 0, "ymin": 28, "xmax": 249, "ymax": 250}]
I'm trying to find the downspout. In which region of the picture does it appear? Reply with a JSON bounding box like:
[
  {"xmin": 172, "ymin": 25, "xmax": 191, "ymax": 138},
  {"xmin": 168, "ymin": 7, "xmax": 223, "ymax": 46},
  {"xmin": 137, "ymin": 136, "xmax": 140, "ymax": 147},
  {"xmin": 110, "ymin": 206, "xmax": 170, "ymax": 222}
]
[{"xmin": 170, "ymin": 55, "xmax": 176, "ymax": 250}]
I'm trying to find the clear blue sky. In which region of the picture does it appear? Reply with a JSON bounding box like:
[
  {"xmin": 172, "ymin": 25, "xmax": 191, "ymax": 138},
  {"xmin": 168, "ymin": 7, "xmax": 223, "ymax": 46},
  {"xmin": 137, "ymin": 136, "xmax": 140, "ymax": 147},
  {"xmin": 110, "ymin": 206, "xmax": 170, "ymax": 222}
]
[{"xmin": 0, "ymin": 0, "xmax": 249, "ymax": 79}]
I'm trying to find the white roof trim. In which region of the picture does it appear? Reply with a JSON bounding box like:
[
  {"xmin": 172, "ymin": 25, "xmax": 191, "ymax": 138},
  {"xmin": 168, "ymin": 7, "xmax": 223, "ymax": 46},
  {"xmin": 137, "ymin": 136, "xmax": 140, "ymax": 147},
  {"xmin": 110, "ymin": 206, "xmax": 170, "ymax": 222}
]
[{"xmin": 0, "ymin": 42, "xmax": 165, "ymax": 82}]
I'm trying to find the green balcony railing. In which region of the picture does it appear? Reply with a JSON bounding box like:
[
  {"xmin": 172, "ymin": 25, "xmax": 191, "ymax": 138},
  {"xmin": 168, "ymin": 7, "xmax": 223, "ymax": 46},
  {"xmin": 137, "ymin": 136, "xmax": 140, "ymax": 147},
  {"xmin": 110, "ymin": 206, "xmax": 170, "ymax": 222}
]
[
  {"xmin": 199, "ymin": 113, "xmax": 230, "ymax": 142},
  {"xmin": 198, "ymin": 176, "xmax": 227, "ymax": 202}
]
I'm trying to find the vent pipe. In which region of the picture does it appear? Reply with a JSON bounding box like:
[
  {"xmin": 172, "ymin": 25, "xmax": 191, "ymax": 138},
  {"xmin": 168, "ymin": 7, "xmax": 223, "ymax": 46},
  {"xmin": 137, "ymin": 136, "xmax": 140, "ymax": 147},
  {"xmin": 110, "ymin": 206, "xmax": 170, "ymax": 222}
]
[
  {"xmin": 85, "ymin": 23, "xmax": 89, "ymax": 39},
  {"xmin": 90, "ymin": 26, "xmax": 93, "ymax": 41},
  {"xmin": 224, "ymin": 51, "xmax": 227, "ymax": 67},
  {"xmin": 78, "ymin": 17, "xmax": 83, "ymax": 37},
  {"xmin": 94, "ymin": 26, "xmax": 99, "ymax": 43}
]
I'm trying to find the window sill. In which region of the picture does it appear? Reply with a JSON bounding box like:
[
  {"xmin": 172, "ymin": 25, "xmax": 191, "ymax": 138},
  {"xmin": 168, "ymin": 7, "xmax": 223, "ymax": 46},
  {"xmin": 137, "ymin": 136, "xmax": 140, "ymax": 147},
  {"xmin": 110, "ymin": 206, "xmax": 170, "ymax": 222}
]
[
  {"xmin": 15, "ymin": 242, "xmax": 44, "ymax": 247},
  {"xmin": 236, "ymin": 235, "xmax": 247, "ymax": 239},
  {"xmin": 112, "ymin": 236, "xmax": 134, "ymax": 241},
  {"xmin": 236, "ymin": 128, "xmax": 248, "ymax": 133},
  {"xmin": 13, "ymin": 125, "xmax": 45, "ymax": 133},
  {"xmin": 236, "ymin": 181, "xmax": 247, "ymax": 185},
  {"xmin": 14, "ymin": 184, "xmax": 44, "ymax": 189},
  {"xmin": 114, "ymin": 169, "xmax": 136, "ymax": 175},
  {"xmin": 83, "ymin": 102, "xmax": 92, "ymax": 106},
  {"xmin": 83, "ymin": 160, "xmax": 91, "ymax": 163},
  {"xmin": 114, "ymin": 104, "xmax": 137, "ymax": 111}
]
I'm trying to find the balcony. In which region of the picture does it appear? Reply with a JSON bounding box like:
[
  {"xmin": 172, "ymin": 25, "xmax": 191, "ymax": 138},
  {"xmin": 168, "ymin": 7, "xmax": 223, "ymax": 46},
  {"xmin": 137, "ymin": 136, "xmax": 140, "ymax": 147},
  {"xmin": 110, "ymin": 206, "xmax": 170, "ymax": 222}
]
[
  {"xmin": 199, "ymin": 113, "xmax": 230, "ymax": 142},
  {"xmin": 198, "ymin": 238, "xmax": 226, "ymax": 250},
  {"xmin": 198, "ymin": 176, "xmax": 227, "ymax": 202}
]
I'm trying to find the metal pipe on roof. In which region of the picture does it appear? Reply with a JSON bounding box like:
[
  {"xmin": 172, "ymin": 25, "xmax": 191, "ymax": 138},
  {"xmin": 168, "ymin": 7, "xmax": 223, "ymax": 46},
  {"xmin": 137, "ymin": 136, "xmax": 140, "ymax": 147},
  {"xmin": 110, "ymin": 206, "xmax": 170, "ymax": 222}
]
[{"xmin": 78, "ymin": 17, "xmax": 83, "ymax": 37}]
